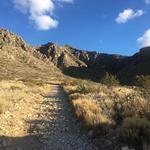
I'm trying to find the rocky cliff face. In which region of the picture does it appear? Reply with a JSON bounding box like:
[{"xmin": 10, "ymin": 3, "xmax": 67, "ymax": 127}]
[
  {"xmin": 0, "ymin": 29, "xmax": 30, "ymax": 51},
  {"xmin": 37, "ymin": 44, "xmax": 127, "ymax": 70},
  {"xmin": 37, "ymin": 42, "xmax": 150, "ymax": 84},
  {"xmin": 0, "ymin": 29, "xmax": 51, "ymax": 61},
  {"xmin": 37, "ymin": 43, "xmax": 87, "ymax": 69},
  {"xmin": 37, "ymin": 43, "xmax": 129, "ymax": 80}
]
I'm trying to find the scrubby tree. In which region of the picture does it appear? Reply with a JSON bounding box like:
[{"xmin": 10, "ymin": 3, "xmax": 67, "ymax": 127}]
[{"xmin": 100, "ymin": 72, "xmax": 119, "ymax": 86}]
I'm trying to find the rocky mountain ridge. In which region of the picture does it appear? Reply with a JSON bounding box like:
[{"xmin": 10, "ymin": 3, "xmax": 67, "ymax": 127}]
[
  {"xmin": 37, "ymin": 40, "xmax": 150, "ymax": 84},
  {"xmin": 1, "ymin": 28, "xmax": 150, "ymax": 85},
  {"xmin": 0, "ymin": 28, "xmax": 61, "ymax": 82}
]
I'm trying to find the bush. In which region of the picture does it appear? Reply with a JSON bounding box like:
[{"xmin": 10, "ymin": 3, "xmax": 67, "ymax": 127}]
[
  {"xmin": 100, "ymin": 72, "xmax": 119, "ymax": 86},
  {"xmin": 73, "ymin": 99, "xmax": 110, "ymax": 131},
  {"xmin": 135, "ymin": 75, "xmax": 150, "ymax": 90},
  {"xmin": 113, "ymin": 96, "xmax": 150, "ymax": 123},
  {"xmin": 76, "ymin": 84, "xmax": 91, "ymax": 94},
  {"xmin": 120, "ymin": 116, "xmax": 150, "ymax": 147}
]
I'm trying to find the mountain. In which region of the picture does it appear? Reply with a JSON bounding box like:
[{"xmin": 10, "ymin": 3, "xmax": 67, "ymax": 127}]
[
  {"xmin": 37, "ymin": 42, "xmax": 150, "ymax": 86},
  {"xmin": 0, "ymin": 28, "xmax": 62, "ymax": 82},
  {"xmin": 37, "ymin": 43, "xmax": 86, "ymax": 69},
  {"xmin": 1, "ymin": 28, "xmax": 149, "ymax": 86}
]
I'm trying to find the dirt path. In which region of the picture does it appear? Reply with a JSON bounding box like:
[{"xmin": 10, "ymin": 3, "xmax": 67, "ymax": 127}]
[
  {"xmin": 43, "ymin": 84, "xmax": 98, "ymax": 150},
  {"xmin": 0, "ymin": 84, "xmax": 98, "ymax": 150}
]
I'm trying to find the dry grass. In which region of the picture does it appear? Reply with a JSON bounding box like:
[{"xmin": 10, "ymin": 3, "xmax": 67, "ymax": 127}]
[
  {"xmin": 0, "ymin": 80, "xmax": 53, "ymax": 137},
  {"xmin": 120, "ymin": 116, "xmax": 150, "ymax": 147},
  {"xmin": 0, "ymin": 80, "xmax": 51, "ymax": 115},
  {"xmin": 112, "ymin": 86, "xmax": 135, "ymax": 98},
  {"xmin": 63, "ymin": 85, "xmax": 78, "ymax": 95},
  {"xmin": 73, "ymin": 98, "xmax": 110, "ymax": 128},
  {"xmin": 63, "ymin": 77, "xmax": 150, "ymax": 143},
  {"xmin": 63, "ymin": 78, "xmax": 111, "ymax": 134},
  {"xmin": 0, "ymin": 100, "xmax": 7, "ymax": 114},
  {"xmin": 0, "ymin": 45, "xmax": 62, "ymax": 82},
  {"xmin": 0, "ymin": 42, "xmax": 63, "ymax": 136}
]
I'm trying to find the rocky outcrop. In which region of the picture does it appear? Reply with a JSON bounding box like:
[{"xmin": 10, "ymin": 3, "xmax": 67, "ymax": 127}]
[
  {"xmin": 0, "ymin": 28, "xmax": 50, "ymax": 62},
  {"xmin": 37, "ymin": 43, "xmax": 150, "ymax": 84},
  {"xmin": 0, "ymin": 29, "xmax": 30, "ymax": 51},
  {"xmin": 37, "ymin": 43, "xmax": 87, "ymax": 69}
]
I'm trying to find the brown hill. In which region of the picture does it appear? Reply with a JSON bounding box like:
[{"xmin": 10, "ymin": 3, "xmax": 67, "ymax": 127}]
[{"xmin": 0, "ymin": 28, "xmax": 62, "ymax": 83}]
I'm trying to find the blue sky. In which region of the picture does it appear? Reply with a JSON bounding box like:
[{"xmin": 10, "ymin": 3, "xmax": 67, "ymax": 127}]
[{"xmin": 0, "ymin": 0, "xmax": 150, "ymax": 56}]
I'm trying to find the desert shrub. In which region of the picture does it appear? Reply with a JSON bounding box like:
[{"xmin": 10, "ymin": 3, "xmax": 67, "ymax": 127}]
[
  {"xmin": 120, "ymin": 116, "xmax": 150, "ymax": 147},
  {"xmin": 113, "ymin": 94, "xmax": 150, "ymax": 123},
  {"xmin": 135, "ymin": 75, "xmax": 150, "ymax": 90},
  {"xmin": 100, "ymin": 72, "xmax": 119, "ymax": 86},
  {"xmin": 73, "ymin": 99, "xmax": 110, "ymax": 132},
  {"xmin": 76, "ymin": 84, "xmax": 92, "ymax": 94}
]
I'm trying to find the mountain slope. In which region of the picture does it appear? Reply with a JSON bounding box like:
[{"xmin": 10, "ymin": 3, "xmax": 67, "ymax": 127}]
[
  {"xmin": 37, "ymin": 43, "xmax": 87, "ymax": 69},
  {"xmin": 37, "ymin": 42, "xmax": 150, "ymax": 86},
  {"xmin": 118, "ymin": 47, "xmax": 150, "ymax": 84},
  {"xmin": 0, "ymin": 29, "xmax": 64, "ymax": 149},
  {"xmin": 1, "ymin": 28, "xmax": 149, "ymax": 86},
  {"xmin": 0, "ymin": 29, "xmax": 62, "ymax": 82}
]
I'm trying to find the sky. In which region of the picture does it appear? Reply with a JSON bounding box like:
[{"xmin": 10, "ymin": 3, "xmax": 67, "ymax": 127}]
[{"xmin": 0, "ymin": 0, "xmax": 150, "ymax": 56}]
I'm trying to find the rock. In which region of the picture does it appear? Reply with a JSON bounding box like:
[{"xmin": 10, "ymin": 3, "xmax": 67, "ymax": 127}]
[{"xmin": 88, "ymin": 130, "xmax": 94, "ymax": 137}]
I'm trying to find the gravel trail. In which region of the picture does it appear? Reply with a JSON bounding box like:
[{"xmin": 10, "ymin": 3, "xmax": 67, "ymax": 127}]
[
  {"xmin": 43, "ymin": 84, "xmax": 98, "ymax": 150},
  {"xmin": 0, "ymin": 84, "xmax": 99, "ymax": 150}
]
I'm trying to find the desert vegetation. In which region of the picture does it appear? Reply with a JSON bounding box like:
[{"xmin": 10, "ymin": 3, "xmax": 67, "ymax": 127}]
[
  {"xmin": 0, "ymin": 80, "xmax": 53, "ymax": 136},
  {"xmin": 0, "ymin": 80, "xmax": 51, "ymax": 113},
  {"xmin": 63, "ymin": 77, "xmax": 150, "ymax": 149},
  {"xmin": 0, "ymin": 31, "xmax": 63, "ymax": 138},
  {"xmin": 0, "ymin": 29, "xmax": 150, "ymax": 149},
  {"xmin": 0, "ymin": 45, "xmax": 62, "ymax": 116},
  {"xmin": 120, "ymin": 116, "xmax": 150, "ymax": 148}
]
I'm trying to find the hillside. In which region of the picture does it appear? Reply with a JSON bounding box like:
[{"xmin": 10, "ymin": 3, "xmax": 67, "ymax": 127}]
[
  {"xmin": 0, "ymin": 29, "xmax": 62, "ymax": 82},
  {"xmin": 0, "ymin": 29, "xmax": 149, "ymax": 150},
  {"xmin": 0, "ymin": 29, "xmax": 65, "ymax": 149},
  {"xmin": 37, "ymin": 42, "xmax": 150, "ymax": 87},
  {"xmin": 3, "ymin": 28, "xmax": 150, "ymax": 88},
  {"xmin": 37, "ymin": 43, "xmax": 86, "ymax": 69}
]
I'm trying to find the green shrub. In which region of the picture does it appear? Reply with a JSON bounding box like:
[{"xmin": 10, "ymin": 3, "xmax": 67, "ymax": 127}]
[
  {"xmin": 120, "ymin": 116, "xmax": 150, "ymax": 146},
  {"xmin": 100, "ymin": 72, "xmax": 119, "ymax": 86},
  {"xmin": 76, "ymin": 84, "xmax": 91, "ymax": 94},
  {"xmin": 135, "ymin": 75, "xmax": 150, "ymax": 90}
]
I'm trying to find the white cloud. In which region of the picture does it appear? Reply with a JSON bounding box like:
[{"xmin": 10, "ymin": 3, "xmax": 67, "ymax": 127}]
[
  {"xmin": 13, "ymin": 0, "xmax": 73, "ymax": 30},
  {"xmin": 137, "ymin": 29, "xmax": 150, "ymax": 47},
  {"xmin": 116, "ymin": 9, "xmax": 144, "ymax": 24},
  {"xmin": 31, "ymin": 15, "xmax": 58, "ymax": 30},
  {"xmin": 145, "ymin": 0, "xmax": 150, "ymax": 4}
]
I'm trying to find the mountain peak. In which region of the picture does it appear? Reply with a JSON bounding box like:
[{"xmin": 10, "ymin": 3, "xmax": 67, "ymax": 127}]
[{"xmin": 0, "ymin": 28, "xmax": 28, "ymax": 50}]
